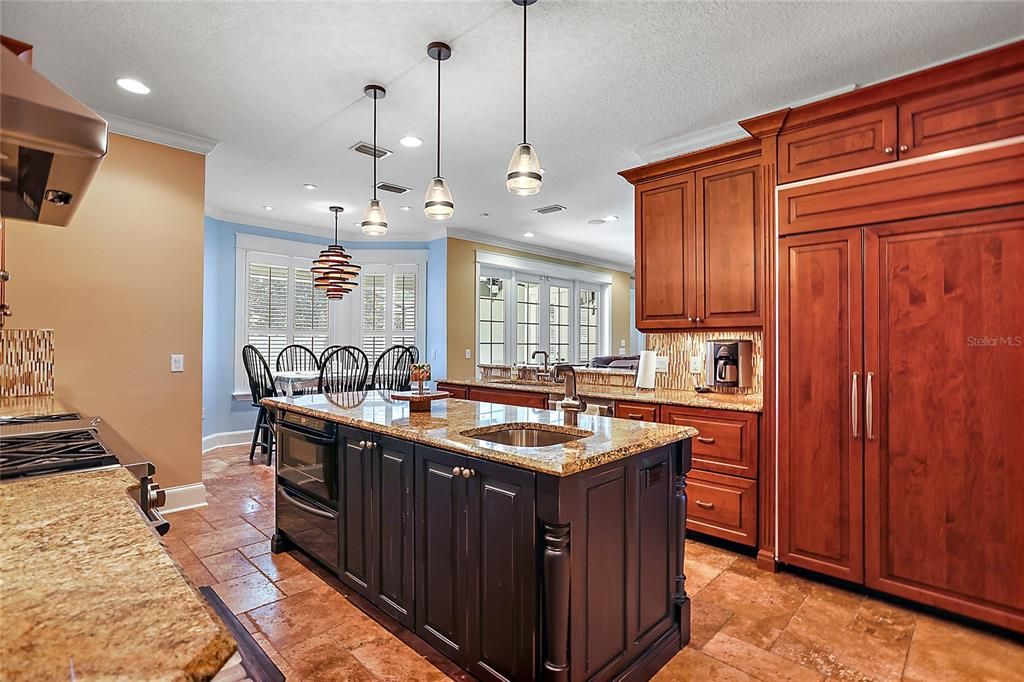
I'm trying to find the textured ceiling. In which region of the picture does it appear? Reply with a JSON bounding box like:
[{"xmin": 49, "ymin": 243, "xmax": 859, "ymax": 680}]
[{"xmin": 3, "ymin": 1, "xmax": 1022, "ymax": 266}]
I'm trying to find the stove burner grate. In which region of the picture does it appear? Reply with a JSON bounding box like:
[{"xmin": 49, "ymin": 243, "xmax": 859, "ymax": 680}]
[
  {"xmin": 0, "ymin": 413, "xmax": 81, "ymax": 425},
  {"xmin": 0, "ymin": 429, "xmax": 119, "ymax": 480}
]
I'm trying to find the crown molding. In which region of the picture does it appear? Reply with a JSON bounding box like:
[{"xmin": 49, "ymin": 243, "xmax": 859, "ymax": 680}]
[
  {"xmin": 446, "ymin": 228, "xmax": 633, "ymax": 273},
  {"xmin": 98, "ymin": 111, "xmax": 219, "ymax": 155}
]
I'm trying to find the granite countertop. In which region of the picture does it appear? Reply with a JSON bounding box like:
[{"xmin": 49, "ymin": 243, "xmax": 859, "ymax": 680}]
[
  {"xmin": 436, "ymin": 377, "xmax": 763, "ymax": 413},
  {"xmin": 263, "ymin": 393, "xmax": 696, "ymax": 476},
  {"xmin": 0, "ymin": 468, "xmax": 236, "ymax": 681},
  {"xmin": 0, "ymin": 394, "xmax": 78, "ymax": 418}
]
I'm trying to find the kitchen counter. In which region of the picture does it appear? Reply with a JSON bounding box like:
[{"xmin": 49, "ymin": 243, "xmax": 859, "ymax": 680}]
[
  {"xmin": 263, "ymin": 392, "xmax": 696, "ymax": 476},
  {"xmin": 436, "ymin": 377, "xmax": 763, "ymax": 413},
  {"xmin": 0, "ymin": 468, "xmax": 236, "ymax": 681},
  {"xmin": 0, "ymin": 394, "xmax": 77, "ymax": 418}
]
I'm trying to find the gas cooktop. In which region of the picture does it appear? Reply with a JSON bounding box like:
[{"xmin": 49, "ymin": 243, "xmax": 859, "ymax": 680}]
[
  {"xmin": 0, "ymin": 412, "xmax": 81, "ymax": 425},
  {"xmin": 0, "ymin": 423, "xmax": 119, "ymax": 481}
]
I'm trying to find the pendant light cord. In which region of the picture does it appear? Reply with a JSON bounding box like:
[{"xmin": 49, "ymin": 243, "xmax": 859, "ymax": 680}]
[
  {"xmin": 333, "ymin": 209, "xmax": 339, "ymax": 245},
  {"xmin": 522, "ymin": 1, "xmax": 528, "ymax": 144},
  {"xmin": 372, "ymin": 94, "xmax": 378, "ymax": 200},
  {"xmin": 437, "ymin": 57, "xmax": 442, "ymax": 178}
]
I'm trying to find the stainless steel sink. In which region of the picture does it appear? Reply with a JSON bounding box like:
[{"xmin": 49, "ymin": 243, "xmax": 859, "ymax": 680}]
[{"xmin": 463, "ymin": 425, "xmax": 592, "ymax": 447}]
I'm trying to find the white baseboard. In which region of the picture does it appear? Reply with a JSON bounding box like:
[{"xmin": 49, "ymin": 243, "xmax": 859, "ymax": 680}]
[
  {"xmin": 202, "ymin": 429, "xmax": 251, "ymax": 453},
  {"xmin": 160, "ymin": 482, "xmax": 208, "ymax": 514}
]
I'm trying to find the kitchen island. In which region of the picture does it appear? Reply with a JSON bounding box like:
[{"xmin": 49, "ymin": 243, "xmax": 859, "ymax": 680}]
[{"xmin": 263, "ymin": 392, "xmax": 696, "ymax": 681}]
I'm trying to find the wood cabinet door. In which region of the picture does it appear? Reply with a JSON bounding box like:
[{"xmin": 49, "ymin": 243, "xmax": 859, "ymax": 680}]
[
  {"xmin": 898, "ymin": 69, "xmax": 1024, "ymax": 159},
  {"xmin": 467, "ymin": 386, "xmax": 549, "ymax": 409},
  {"xmin": 338, "ymin": 426, "xmax": 373, "ymax": 598},
  {"xmin": 465, "ymin": 458, "xmax": 536, "ymax": 682},
  {"xmin": 661, "ymin": 406, "xmax": 758, "ymax": 478},
  {"xmin": 614, "ymin": 400, "xmax": 660, "ymax": 422},
  {"xmin": 695, "ymin": 158, "xmax": 763, "ymax": 327},
  {"xmin": 686, "ymin": 470, "xmax": 757, "ymax": 547},
  {"xmin": 415, "ymin": 447, "xmax": 470, "ymax": 662},
  {"xmin": 436, "ymin": 382, "xmax": 469, "ymax": 399},
  {"xmin": 371, "ymin": 435, "xmax": 415, "ymax": 628},
  {"xmin": 778, "ymin": 107, "xmax": 898, "ymax": 183},
  {"xmin": 778, "ymin": 229, "xmax": 865, "ymax": 582},
  {"xmin": 864, "ymin": 208, "xmax": 1024, "ymax": 632},
  {"xmin": 635, "ymin": 173, "xmax": 697, "ymax": 330}
]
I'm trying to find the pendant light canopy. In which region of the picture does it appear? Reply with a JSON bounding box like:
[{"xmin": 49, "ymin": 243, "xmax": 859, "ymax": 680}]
[
  {"xmin": 361, "ymin": 84, "xmax": 388, "ymax": 236},
  {"xmin": 506, "ymin": 0, "xmax": 542, "ymax": 196},
  {"xmin": 313, "ymin": 206, "xmax": 361, "ymax": 300},
  {"xmin": 424, "ymin": 41, "xmax": 454, "ymax": 220}
]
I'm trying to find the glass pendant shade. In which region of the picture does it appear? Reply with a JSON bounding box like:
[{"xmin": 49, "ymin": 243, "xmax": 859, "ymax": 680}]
[
  {"xmin": 506, "ymin": 142, "xmax": 542, "ymax": 195},
  {"xmin": 423, "ymin": 176, "xmax": 454, "ymax": 220},
  {"xmin": 360, "ymin": 199, "xmax": 388, "ymax": 236}
]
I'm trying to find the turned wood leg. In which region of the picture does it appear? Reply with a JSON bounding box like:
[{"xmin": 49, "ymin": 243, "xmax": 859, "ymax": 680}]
[
  {"xmin": 543, "ymin": 522, "xmax": 570, "ymax": 681},
  {"xmin": 675, "ymin": 470, "xmax": 691, "ymax": 645}
]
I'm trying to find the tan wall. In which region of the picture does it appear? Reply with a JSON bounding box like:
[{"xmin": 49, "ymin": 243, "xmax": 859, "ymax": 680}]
[
  {"xmin": 6, "ymin": 134, "xmax": 205, "ymax": 488},
  {"xmin": 446, "ymin": 237, "xmax": 632, "ymax": 378}
]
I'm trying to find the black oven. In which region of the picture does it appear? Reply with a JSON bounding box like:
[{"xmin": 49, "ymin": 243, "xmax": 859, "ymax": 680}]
[{"xmin": 276, "ymin": 411, "xmax": 339, "ymax": 509}]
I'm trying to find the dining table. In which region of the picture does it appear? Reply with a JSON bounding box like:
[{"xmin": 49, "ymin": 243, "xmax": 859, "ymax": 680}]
[{"xmin": 272, "ymin": 370, "xmax": 319, "ymax": 397}]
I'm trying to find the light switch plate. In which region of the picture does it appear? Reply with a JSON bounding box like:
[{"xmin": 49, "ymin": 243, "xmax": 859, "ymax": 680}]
[
  {"xmin": 655, "ymin": 355, "xmax": 669, "ymax": 373},
  {"xmin": 432, "ymin": 349, "xmax": 438, "ymax": 360},
  {"xmin": 464, "ymin": 348, "xmax": 472, "ymax": 359},
  {"xmin": 689, "ymin": 355, "xmax": 702, "ymax": 373},
  {"xmin": 170, "ymin": 354, "xmax": 184, "ymax": 373}
]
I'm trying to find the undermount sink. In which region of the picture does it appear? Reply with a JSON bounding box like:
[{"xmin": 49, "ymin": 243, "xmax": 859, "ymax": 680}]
[{"xmin": 463, "ymin": 425, "xmax": 592, "ymax": 447}]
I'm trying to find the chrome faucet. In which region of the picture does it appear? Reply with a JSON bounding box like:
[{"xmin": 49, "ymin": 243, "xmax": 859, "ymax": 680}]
[
  {"xmin": 532, "ymin": 349, "xmax": 550, "ymax": 380},
  {"xmin": 553, "ymin": 364, "xmax": 587, "ymax": 424}
]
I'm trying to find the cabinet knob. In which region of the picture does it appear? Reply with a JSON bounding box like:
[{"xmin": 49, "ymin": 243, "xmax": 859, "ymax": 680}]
[
  {"xmin": 452, "ymin": 466, "xmax": 462, "ymax": 477},
  {"xmin": 883, "ymin": 146, "xmax": 894, "ymax": 155},
  {"xmin": 899, "ymin": 144, "xmax": 909, "ymax": 153},
  {"xmin": 462, "ymin": 468, "xmax": 475, "ymax": 478},
  {"xmin": 687, "ymin": 316, "xmax": 694, "ymax": 322},
  {"xmin": 359, "ymin": 440, "xmax": 368, "ymax": 448},
  {"xmin": 694, "ymin": 317, "xmax": 702, "ymax": 323}
]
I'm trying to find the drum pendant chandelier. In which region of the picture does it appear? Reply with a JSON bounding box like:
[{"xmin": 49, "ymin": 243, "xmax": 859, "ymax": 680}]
[{"xmin": 312, "ymin": 206, "xmax": 360, "ymax": 300}]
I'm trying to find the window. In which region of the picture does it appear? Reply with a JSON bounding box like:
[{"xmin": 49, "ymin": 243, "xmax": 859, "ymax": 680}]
[
  {"xmin": 244, "ymin": 256, "xmax": 329, "ymax": 363},
  {"xmin": 359, "ymin": 264, "xmax": 423, "ymax": 367},
  {"xmin": 478, "ymin": 277, "xmax": 506, "ymax": 364},
  {"xmin": 476, "ymin": 253, "xmax": 610, "ymax": 368}
]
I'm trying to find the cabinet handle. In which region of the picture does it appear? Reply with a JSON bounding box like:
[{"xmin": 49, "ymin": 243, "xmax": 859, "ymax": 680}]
[
  {"xmin": 851, "ymin": 371, "xmax": 860, "ymax": 439},
  {"xmin": 899, "ymin": 144, "xmax": 909, "ymax": 153},
  {"xmin": 694, "ymin": 317, "xmax": 702, "ymax": 323},
  {"xmin": 462, "ymin": 468, "xmax": 475, "ymax": 478},
  {"xmin": 626, "ymin": 414, "xmax": 643, "ymax": 420},
  {"xmin": 452, "ymin": 466, "xmax": 462, "ymax": 477},
  {"xmin": 695, "ymin": 500, "xmax": 714, "ymax": 509},
  {"xmin": 883, "ymin": 146, "xmax": 894, "ymax": 155},
  {"xmin": 866, "ymin": 372, "xmax": 875, "ymax": 440},
  {"xmin": 696, "ymin": 436, "xmax": 715, "ymax": 444}
]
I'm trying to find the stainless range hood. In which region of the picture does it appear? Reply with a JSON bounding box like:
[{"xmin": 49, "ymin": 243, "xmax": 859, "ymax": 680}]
[{"xmin": 0, "ymin": 38, "xmax": 107, "ymax": 227}]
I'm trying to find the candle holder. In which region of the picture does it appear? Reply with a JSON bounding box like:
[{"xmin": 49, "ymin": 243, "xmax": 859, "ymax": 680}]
[{"xmin": 392, "ymin": 363, "xmax": 450, "ymax": 411}]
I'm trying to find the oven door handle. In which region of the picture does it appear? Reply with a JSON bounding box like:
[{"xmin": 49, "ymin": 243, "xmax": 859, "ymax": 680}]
[
  {"xmin": 279, "ymin": 488, "xmax": 336, "ymax": 519},
  {"xmin": 279, "ymin": 424, "xmax": 337, "ymax": 446}
]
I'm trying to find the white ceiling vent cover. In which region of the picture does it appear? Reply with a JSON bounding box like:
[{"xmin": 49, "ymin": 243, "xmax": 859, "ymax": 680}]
[
  {"xmin": 533, "ymin": 204, "xmax": 567, "ymax": 215},
  {"xmin": 350, "ymin": 141, "xmax": 393, "ymax": 159},
  {"xmin": 375, "ymin": 181, "xmax": 411, "ymax": 195}
]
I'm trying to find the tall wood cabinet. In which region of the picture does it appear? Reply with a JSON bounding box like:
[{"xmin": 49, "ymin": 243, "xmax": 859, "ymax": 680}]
[{"xmin": 623, "ymin": 141, "xmax": 765, "ymax": 331}]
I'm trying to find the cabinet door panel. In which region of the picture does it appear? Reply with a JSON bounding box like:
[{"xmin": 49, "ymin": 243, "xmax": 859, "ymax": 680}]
[
  {"xmin": 636, "ymin": 173, "xmax": 696, "ymax": 330},
  {"xmin": 436, "ymin": 382, "xmax": 469, "ymax": 399},
  {"xmin": 864, "ymin": 210, "xmax": 1024, "ymax": 631},
  {"xmin": 415, "ymin": 447, "xmax": 469, "ymax": 660},
  {"xmin": 467, "ymin": 387, "xmax": 549, "ymax": 409},
  {"xmin": 372, "ymin": 436, "xmax": 414, "ymax": 627},
  {"xmin": 686, "ymin": 470, "xmax": 757, "ymax": 547},
  {"xmin": 779, "ymin": 107, "xmax": 898, "ymax": 183},
  {"xmin": 778, "ymin": 229, "xmax": 864, "ymax": 582},
  {"xmin": 466, "ymin": 459, "xmax": 536, "ymax": 681},
  {"xmin": 661, "ymin": 406, "xmax": 758, "ymax": 478},
  {"xmin": 899, "ymin": 70, "xmax": 1024, "ymax": 159},
  {"xmin": 339, "ymin": 428, "xmax": 372, "ymax": 597},
  {"xmin": 614, "ymin": 401, "xmax": 660, "ymax": 422},
  {"xmin": 696, "ymin": 158, "xmax": 763, "ymax": 326}
]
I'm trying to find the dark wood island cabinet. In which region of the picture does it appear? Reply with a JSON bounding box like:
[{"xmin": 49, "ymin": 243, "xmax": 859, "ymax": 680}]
[{"xmin": 265, "ymin": 394, "xmax": 695, "ymax": 681}]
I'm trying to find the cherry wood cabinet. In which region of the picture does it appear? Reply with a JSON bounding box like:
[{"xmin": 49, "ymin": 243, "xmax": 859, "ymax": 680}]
[
  {"xmin": 435, "ymin": 382, "xmax": 468, "ymax": 399},
  {"xmin": 777, "ymin": 229, "xmax": 864, "ymax": 583},
  {"xmin": 467, "ymin": 386, "xmax": 549, "ymax": 409},
  {"xmin": 779, "ymin": 107, "xmax": 898, "ymax": 183},
  {"xmin": 661, "ymin": 405, "xmax": 758, "ymax": 479},
  {"xmin": 614, "ymin": 400, "xmax": 660, "ymax": 422},
  {"xmin": 686, "ymin": 470, "xmax": 757, "ymax": 547}
]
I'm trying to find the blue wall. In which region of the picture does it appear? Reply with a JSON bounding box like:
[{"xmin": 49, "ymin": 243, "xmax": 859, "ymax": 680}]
[{"xmin": 202, "ymin": 216, "xmax": 446, "ymax": 437}]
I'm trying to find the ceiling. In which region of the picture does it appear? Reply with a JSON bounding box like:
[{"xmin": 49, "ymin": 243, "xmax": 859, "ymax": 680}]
[{"xmin": 3, "ymin": 2, "xmax": 1022, "ymax": 267}]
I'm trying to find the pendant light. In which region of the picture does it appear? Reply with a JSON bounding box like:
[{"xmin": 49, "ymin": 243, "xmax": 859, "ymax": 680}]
[
  {"xmin": 313, "ymin": 206, "xmax": 360, "ymax": 300},
  {"xmin": 361, "ymin": 84, "xmax": 388, "ymax": 236},
  {"xmin": 506, "ymin": 0, "xmax": 542, "ymax": 196},
  {"xmin": 424, "ymin": 41, "xmax": 454, "ymax": 220}
]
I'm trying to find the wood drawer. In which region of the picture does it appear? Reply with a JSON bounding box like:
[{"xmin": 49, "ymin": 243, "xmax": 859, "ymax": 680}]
[
  {"xmin": 661, "ymin": 406, "xmax": 758, "ymax": 478},
  {"xmin": 779, "ymin": 106, "xmax": 898, "ymax": 183},
  {"xmin": 467, "ymin": 387, "xmax": 549, "ymax": 409},
  {"xmin": 686, "ymin": 470, "xmax": 757, "ymax": 547},
  {"xmin": 613, "ymin": 401, "xmax": 660, "ymax": 422},
  {"xmin": 436, "ymin": 382, "xmax": 468, "ymax": 400}
]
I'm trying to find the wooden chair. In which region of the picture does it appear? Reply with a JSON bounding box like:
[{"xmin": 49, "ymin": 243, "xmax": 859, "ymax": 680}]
[
  {"xmin": 370, "ymin": 345, "xmax": 414, "ymax": 391},
  {"xmin": 319, "ymin": 345, "xmax": 343, "ymax": 366},
  {"xmin": 241, "ymin": 345, "xmax": 277, "ymax": 465},
  {"xmin": 319, "ymin": 346, "xmax": 369, "ymax": 394},
  {"xmin": 276, "ymin": 344, "xmax": 320, "ymax": 396},
  {"xmin": 406, "ymin": 345, "xmax": 420, "ymax": 363}
]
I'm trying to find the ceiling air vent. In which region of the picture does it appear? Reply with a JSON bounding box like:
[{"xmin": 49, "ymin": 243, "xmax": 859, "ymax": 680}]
[
  {"xmin": 350, "ymin": 141, "xmax": 393, "ymax": 159},
  {"xmin": 533, "ymin": 204, "xmax": 567, "ymax": 215},
  {"xmin": 375, "ymin": 181, "xmax": 411, "ymax": 195}
]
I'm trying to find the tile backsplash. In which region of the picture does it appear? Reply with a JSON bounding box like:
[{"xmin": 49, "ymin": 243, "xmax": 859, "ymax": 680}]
[
  {"xmin": 1, "ymin": 329, "xmax": 55, "ymax": 397},
  {"xmin": 645, "ymin": 330, "xmax": 763, "ymax": 394}
]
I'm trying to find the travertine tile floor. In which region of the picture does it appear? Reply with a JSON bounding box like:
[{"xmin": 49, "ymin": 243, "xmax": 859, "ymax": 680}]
[{"xmin": 164, "ymin": 445, "xmax": 1024, "ymax": 681}]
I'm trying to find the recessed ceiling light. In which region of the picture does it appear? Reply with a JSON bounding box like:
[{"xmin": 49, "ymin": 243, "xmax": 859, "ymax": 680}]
[
  {"xmin": 400, "ymin": 205, "xmax": 412, "ymax": 211},
  {"xmin": 399, "ymin": 136, "xmax": 423, "ymax": 148},
  {"xmin": 263, "ymin": 205, "xmax": 274, "ymax": 211},
  {"xmin": 116, "ymin": 78, "xmax": 150, "ymax": 95},
  {"xmin": 302, "ymin": 183, "xmax": 318, "ymax": 190},
  {"xmin": 587, "ymin": 219, "xmax": 605, "ymax": 225},
  {"xmin": 479, "ymin": 212, "xmax": 490, "ymax": 217},
  {"xmin": 523, "ymin": 232, "xmax": 535, "ymax": 238},
  {"xmin": 603, "ymin": 215, "xmax": 619, "ymax": 222}
]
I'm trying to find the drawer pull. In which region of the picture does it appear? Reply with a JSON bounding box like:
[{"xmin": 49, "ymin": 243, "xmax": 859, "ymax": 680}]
[
  {"xmin": 695, "ymin": 500, "xmax": 715, "ymax": 509},
  {"xmin": 696, "ymin": 436, "xmax": 716, "ymax": 444},
  {"xmin": 452, "ymin": 466, "xmax": 462, "ymax": 477}
]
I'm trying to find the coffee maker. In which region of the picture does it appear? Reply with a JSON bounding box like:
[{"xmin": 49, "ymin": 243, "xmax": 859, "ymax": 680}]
[{"xmin": 705, "ymin": 340, "xmax": 753, "ymax": 389}]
